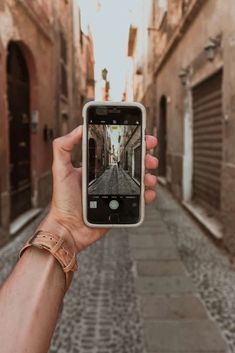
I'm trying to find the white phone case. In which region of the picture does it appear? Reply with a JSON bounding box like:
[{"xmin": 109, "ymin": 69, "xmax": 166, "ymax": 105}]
[{"xmin": 82, "ymin": 101, "xmax": 146, "ymax": 228}]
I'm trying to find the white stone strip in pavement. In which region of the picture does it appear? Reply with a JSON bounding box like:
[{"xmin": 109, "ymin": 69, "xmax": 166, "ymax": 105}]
[{"xmin": 127, "ymin": 199, "xmax": 228, "ymax": 353}]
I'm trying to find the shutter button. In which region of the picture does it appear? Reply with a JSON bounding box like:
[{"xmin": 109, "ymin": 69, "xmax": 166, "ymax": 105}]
[{"xmin": 109, "ymin": 200, "xmax": 119, "ymax": 210}]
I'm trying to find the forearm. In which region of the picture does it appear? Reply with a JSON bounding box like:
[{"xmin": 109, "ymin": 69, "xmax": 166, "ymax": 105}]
[{"xmin": 0, "ymin": 247, "xmax": 65, "ymax": 353}]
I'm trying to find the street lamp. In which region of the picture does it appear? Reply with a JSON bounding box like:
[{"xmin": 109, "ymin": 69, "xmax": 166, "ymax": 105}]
[
  {"xmin": 105, "ymin": 81, "xmax": 110, "ymax": 101},
  {"xmin": 178, "ymin": 67, "xmax": 189, "ymax": 86},
  {"xmin": 101, "ymin": 68, "xmax": 110, "ymax": 101},
  {"xmin": 204, "ymin": 38, "xmax": 220, "ymax": 61},
  {"xmin": 105, "ymin": 80, "xmax": 110, "ymax": 91},
  {"xmin": 102, "ymin": 68, "xmax": 108, "ymax": 81}
]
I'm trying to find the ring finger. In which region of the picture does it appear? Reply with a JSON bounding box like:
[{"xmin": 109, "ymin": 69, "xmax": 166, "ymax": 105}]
[{"xmin": 145, "ymin": 154, "xmax": 158, "ymax": 169}]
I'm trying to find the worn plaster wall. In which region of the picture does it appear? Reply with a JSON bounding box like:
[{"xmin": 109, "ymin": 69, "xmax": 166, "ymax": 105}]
[{"xmin": 154, "ymin": 0, "xmax": 235, "ymax": 251}]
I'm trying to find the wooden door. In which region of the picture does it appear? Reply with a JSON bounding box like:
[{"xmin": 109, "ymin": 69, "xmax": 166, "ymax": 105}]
[
  {"xmin": 7, "ymin": 42, "xmax": 31, "ymax": 220},
  {"xmin": 158, "ymin": 96, "xmax": 167, "ymax": 177},
  {"xmin": 89, "ymin": 138, "xmax": 96, "ymax": 183}
]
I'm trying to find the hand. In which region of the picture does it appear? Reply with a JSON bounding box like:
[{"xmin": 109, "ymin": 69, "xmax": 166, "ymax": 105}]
[{"xmin": 42, "ymin": 126, "xmax": 158, "ymax": 254}]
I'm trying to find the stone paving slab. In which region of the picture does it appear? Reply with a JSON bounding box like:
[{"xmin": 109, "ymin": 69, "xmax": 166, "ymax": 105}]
[
  {"xmin": 129, "ymin": 228, "xmax": 168, "ymax": 236},
  {"xmin": 144, "ymin": 320, "xmax": 227, "ymax": 352},
  {"xmin": 128, "ymin": 227, "xmax": 169, "ymax": 239},
  {"xmin": 136, "ymin": 260, "xmax": 186, "ymax": 276},
  {"xmin": 141, "ymin": 295, "xmax": 208, "ymax": 320},
  {"xmin": 131, "ymin": 247, "xmax": 180, "ymax": 261},
  {"xmin": 129, "ymin": 234, "xmax": 173, "ymax": 248},
  {"xmin": 128, "ymin": 189, "xmax": 228, "ymax": 353},
  {"xmin": 135, "ymin": 275, "xmax": 196, "ymax": 295},
  {"xmin": 142, "ymin": 220, "xmax": 163, "ymax": 224}
]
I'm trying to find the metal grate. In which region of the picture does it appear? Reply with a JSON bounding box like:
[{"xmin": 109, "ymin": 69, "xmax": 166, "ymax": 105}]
[{"xmin": 192, "ymin": 70, "xmax": 223, "ymax": 210}]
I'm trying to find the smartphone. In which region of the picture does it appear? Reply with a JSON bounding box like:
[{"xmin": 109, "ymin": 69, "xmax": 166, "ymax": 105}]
[{"xmin": 82, "ymin": 101, "xmax": 146, "ymax": 227}]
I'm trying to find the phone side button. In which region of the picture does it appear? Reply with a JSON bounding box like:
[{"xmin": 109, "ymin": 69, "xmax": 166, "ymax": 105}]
[{"xmin": 109, "ymin": 213, "xmax": 119, "ymax": 224}]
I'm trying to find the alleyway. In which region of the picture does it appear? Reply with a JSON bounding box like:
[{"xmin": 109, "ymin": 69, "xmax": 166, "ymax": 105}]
[
  {"xmin": 89, "ymin": 165, "xmax": 140, "ymax": 195},
  {"xmin": 1, "ymin": 186, "xmax": 235, "ymax": 352},
  {"xmin": 1, "ymin": 1, "xmax": 235, "ymax": 351}
]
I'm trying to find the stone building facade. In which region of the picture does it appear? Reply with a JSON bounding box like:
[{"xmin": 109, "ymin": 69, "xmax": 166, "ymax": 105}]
[
  {"xmin": 120, "ymin": 126, "xmax": 141, "ymax": 184},
  {"xmin": 88, "ymin": 125, "xmax": 106, "ymax": 184},
  {"xmin": 0, "ymin": 0, "xmax": 94, "ymax": 245},
  {"xmin": 81, "ymin": 29, "xmax": 95, "ymax": 104},
  {"xmin": 128, "ymin": 0, "xmax": 235, "ymax": 253}
]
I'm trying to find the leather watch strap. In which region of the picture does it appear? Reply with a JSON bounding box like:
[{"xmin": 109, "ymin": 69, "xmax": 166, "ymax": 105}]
[{"xmin": 19, "ymin": 230, "xmax": 78, "ymax": 291}]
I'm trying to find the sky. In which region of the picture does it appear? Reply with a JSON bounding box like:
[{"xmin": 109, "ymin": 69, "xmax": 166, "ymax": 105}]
[
  {"xmin": 77, "ymin": 0, "xmax": 136, "ymax": 100},
  {"xmin": 107, "ymin": 125, "xmax": 124, "ymax": 154}
]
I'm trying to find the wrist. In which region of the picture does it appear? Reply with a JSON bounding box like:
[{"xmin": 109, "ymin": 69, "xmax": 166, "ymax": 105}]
[
  {"xmin": 22, "ymin": 246, "xmax": 66, "ymax": 284},
  {"xmin": 20, "ymin": 215, "xmax": 78, "ymax": 292},
  {"xmin": 39, "ymin": 213, "xmax": 79, "ymax": 254}
]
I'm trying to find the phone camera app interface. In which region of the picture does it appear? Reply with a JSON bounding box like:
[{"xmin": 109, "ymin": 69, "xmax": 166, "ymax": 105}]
[
  {"xmin": 88, "ymin": 124, "xmax": 141, "ymax": 195},
  {"xmin": 87, "ymin": 107, "xmax": 142, "ymax": 224}
]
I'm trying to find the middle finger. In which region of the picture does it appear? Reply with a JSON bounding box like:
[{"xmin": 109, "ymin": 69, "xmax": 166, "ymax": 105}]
[
  {"xmin": 144, "ymin": 173, "xmax": 157, "ymax": 188},
  {"xmin": 145, "ymin": 154, "xmax": 158, "ymax": 169},
  {"xmin": 146, "ymin": 135, "xmax": 158, "ymax": 150}
]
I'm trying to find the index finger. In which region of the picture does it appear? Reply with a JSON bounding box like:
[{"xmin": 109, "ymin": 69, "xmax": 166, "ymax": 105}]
[{"xmin": 146, "ymin": 135, "xmax": 157, "ymax": 150}]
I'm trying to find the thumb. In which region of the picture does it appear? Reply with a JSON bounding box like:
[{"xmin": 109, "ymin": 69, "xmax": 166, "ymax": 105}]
[{"xmin": 52, "ymin": 126, "xmax": 83, "ymax": 167}]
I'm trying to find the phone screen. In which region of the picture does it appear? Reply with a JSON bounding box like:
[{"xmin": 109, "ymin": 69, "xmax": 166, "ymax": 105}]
[{"xmin": 86, "ymin": 105, "xmax": 143, "ymax": 225}]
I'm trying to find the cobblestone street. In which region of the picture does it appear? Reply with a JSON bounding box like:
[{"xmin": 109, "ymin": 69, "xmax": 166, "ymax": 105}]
[
  {"xmin": 1, "ymin": 186, "xmax": 235, "ymax": 352},
  {"xmin": 88, "ymin": 165, "xmax": 140, "ymax": 195}
]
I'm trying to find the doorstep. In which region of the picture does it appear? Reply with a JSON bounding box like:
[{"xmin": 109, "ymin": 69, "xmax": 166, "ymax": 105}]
[
  {"xmin": 10, "ymin": 208, "xmax": 42, "ymax": 236},
  {"xmin": 155, "ymin": 178, "xmax": 223, "ymax": 240},
  {"xmin": 183, "ymin": 201, "xmax": 223, "ymax": 240}
]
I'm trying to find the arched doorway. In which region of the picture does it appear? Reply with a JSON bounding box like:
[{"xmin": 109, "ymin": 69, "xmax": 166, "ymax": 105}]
[
  {"xmin": 7, "ymin": 42, "xmax": 31, "ymax": 221},
  {"xmin": 158, "ymin": 96, "xmax": 167, "ymax": 177},
  {"xmin": 89, "ymin": 138, "xmax": 96, "ymax": 183}
]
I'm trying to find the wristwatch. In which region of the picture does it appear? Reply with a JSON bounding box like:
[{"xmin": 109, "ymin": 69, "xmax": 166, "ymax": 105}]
[{"xmin": 19, "ymin": 229, "xmax": 78, "ymax": 291}]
